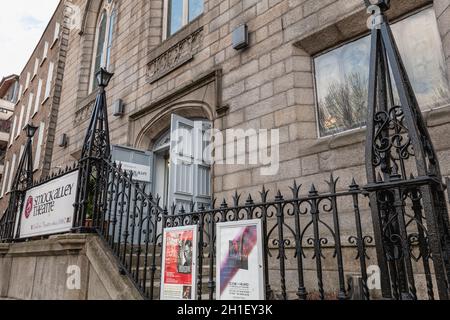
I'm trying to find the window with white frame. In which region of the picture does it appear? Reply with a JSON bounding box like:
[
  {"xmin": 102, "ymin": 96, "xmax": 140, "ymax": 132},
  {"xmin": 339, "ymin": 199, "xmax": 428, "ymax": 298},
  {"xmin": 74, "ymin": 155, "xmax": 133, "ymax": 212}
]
[
  {"xmin": 24, "ymin": 93, "xmax": 33, "ymax": 128},
  {"xmin": 33, "ymin": 58, "xmax": 39, "ymax": 78},
  {"xmin": 16, "ymin": 106, "xmax": 24, "ymax": 138},
  {"xmin": 7, "ymin": 153, "xmax": 17, "ymax": 193},
  {"xmin": 17, "ymin": 84, "xmax": 23, "ymax": 101},
  {"xmin": 164, "ymin": 0, "xmax": 203, "ymax": 38},
  {"xmin": 53, "ymin": 22, "xmax": 60, "ymax": 45},
  {"xmin": 1, "ymin": 161, "xmax": 10, "ymax": 197},
  {"xmin": 34, "ymin": 79, "xmax": 43, "ymax": 115},
  {"xmin": 44, "ymin": 62, "xmax": 54, "ymax": 99},
  {"xmin": 42, "ymin": 41, "xmax": 49, "ymax": 64},
  {"xmin": 313, "ymin": 7, "xmax": 450, "ymax": 137},
  {"xmin": 9, "ymin": 116, "xmax": 17, "ymax": 146},
  {"xmin": 24, "ymin": 72, "xmax": 30, "ymax": 91},
  {"xmin": 90, "ymin": 0, "xmax": 117, "ymax": 92},
  {"xmin": 33, "ymin": 122, "xmax": 45, "ymax": 171}
]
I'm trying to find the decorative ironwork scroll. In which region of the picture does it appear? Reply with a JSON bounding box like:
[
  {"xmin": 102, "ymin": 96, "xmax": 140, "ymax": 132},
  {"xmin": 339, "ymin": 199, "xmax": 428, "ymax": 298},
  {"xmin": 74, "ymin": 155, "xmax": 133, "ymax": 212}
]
[{"xmin": 364, "ymin": 1, "xmax": 450, "ymax": 300}]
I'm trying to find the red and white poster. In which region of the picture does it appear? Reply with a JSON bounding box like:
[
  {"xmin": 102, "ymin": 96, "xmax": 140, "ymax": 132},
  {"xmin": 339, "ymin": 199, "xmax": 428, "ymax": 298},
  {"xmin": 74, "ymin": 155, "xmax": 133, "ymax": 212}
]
[
  {"xmin": 216, "ymin": 220, "xmax": 265, "ymax": 300},
  {"xmin": 161, "ymin": 225, "xmax": 198, "ymax": 300}
]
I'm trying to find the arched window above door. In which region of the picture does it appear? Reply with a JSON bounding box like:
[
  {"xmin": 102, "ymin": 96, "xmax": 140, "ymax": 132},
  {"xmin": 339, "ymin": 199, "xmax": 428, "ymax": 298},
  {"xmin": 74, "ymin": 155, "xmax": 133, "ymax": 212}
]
[{"xmin": 90, "ymin": 0, "xmax": 117, "ymax": 92}]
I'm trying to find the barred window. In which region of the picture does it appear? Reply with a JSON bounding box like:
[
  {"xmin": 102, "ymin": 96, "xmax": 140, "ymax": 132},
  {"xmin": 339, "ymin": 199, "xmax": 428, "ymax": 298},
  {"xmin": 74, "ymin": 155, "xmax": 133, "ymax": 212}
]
[{"xmin": 314, "ymin": 8, "xmax": 450, "ymax": 137}]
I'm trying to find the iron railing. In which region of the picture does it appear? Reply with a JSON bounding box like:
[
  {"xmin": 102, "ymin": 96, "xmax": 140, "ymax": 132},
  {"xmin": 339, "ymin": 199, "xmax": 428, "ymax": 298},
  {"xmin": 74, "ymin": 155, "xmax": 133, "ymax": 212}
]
[{"xmin": 83, "ymin": 159, "xmax": 376, "ymax": 300}]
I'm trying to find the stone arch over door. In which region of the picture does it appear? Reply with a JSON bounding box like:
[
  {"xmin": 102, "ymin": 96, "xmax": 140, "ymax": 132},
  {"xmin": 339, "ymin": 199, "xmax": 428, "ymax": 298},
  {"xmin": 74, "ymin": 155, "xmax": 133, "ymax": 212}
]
[
  {"xmin": 129, "ymin": 70, "xmax": 224, "ymax": 150},
  {"xmin": 134, "ymin": 101, "xmax": 213, "ymax": 150}
]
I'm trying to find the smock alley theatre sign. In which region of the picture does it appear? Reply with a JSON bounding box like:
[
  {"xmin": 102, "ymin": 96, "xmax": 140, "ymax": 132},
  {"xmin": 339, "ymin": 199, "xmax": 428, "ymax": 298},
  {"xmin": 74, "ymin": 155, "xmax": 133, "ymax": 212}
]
[{"xmin": 18, "ymin": 170, "xmax": 79, "ymax": 239}]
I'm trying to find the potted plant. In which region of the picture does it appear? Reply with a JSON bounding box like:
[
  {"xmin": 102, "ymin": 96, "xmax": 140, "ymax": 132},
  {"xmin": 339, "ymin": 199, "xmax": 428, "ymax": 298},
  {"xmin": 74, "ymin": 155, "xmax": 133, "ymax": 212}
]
[{"xmin": 84, "ymin": 177, "xmax": 96, "ymax": 228}]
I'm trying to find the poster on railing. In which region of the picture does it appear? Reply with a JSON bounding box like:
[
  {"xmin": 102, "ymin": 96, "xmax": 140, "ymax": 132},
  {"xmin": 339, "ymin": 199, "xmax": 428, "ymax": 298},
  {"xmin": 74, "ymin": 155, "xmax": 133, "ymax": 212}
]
[
  {"xmin": 216, "ymin": 219, "xmax": 265, "ymax": 300},
  {"xmin": 17, "ymin": 170, "xmax": 79, "ymax": 239},
  {"xmin": 161, "ymin": 225, "xmax": 198, "ymax": 300}
]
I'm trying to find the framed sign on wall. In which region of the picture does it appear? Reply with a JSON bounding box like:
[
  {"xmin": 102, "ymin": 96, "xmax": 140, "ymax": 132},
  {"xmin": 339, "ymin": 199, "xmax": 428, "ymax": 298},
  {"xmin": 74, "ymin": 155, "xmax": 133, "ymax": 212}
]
[
  {"xmin": 216, "ymin": 219, "xmax": 265, "ymax": 300},
  {"xmin": 161, "ymin": 225, "xmax": 198, "ymax": 300},
  {"xmin": 17, "ymin": 170, "xmax": 79, "ymax": 239}
]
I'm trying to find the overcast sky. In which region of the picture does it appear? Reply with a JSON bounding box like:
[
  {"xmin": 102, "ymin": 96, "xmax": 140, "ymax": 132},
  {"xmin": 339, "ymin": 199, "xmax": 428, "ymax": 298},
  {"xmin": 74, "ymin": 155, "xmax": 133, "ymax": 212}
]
[{"xmin": 0, "ymin": 0, "xmax": 60, "ymax": 77}]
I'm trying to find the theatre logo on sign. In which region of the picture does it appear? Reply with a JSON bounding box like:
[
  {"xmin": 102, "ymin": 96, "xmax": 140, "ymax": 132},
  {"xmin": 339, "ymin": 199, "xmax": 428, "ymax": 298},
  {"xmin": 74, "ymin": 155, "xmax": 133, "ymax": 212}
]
[
  {"xmin": 24, "ymin": 196, "xmax": 33, "ymax": 219},
  {"xmin": 18, "ymin": 171, "xmax": 79, "ymax": 239},
  {"xmin": 26, "ymin": 183, "xmax": 75, "ymax": 219}
]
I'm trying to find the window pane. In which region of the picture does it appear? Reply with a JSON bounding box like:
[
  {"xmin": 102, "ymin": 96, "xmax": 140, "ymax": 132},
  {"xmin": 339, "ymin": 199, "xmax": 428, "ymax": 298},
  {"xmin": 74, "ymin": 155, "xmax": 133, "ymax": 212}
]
[
  {"xmin": 189, "ymin": 0, "xmax": 203, "ymax": 22},
  {"xmin": 314, "ymin": 7, "xmax": 450, "ymax": 137},
  {"xmin": 106, "ymin": 9, "xmax": 117, "ymax": 68},
  {"xmin": 391, "ymin": 9, "xmax": 450, "ymax": 109},
  {"xmin": 169, "ymin": 0, "xmax": 183, "ymax": 35},
  {"xmin": 315, "ymin": 36, "xmax": 370, "ymax": 136},
  {"xmin": 95, "ymin": 12, "xmax": 108, "ymax": 74}
]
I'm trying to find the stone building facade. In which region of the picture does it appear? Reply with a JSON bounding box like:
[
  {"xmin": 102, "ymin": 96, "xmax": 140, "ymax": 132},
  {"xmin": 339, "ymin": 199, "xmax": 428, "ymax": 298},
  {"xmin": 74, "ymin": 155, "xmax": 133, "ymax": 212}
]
[
  {"xmin": 0, "ymin": 2, "xmax": 70, "ymax": 211},
  {"xmin": 0, "ymin": 0, "xmax": 449, "ymax": 299},
  {"xmin": 51, "ymin": 0, "xmax": 450, "ymax": 202}
]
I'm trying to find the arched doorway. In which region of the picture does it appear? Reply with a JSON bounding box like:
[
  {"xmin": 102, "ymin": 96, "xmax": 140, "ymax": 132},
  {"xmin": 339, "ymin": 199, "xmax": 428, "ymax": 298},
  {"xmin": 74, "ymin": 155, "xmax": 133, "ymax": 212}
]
[
  {"xmin": 119, "ymin": 107, "xmax": 214, "ymax": 212},
  {"xmin": 152, "ymin": 114, "xmax": 212, "ymax": 211}
]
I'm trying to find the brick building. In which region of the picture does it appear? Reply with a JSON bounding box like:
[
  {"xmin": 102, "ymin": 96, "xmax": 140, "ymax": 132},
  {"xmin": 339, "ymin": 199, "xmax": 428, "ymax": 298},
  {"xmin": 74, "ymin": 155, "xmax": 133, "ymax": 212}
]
[
  {"xmin": 0, "ymin": 75, "xmax": 19, "ymax": 183},
  {"xmin": 0, "ymin": 2, "xmax": 69, "ymax": 210}
]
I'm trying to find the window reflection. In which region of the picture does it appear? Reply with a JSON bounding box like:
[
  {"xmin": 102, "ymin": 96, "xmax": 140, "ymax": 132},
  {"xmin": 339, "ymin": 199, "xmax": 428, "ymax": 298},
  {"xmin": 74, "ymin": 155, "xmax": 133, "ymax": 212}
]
[
  {"xmin": 189, "ymin": 0, "xmax": 203, "ymax": 22},
  {"xmin": 169, "ymin": 0, "xmax": 183, "ymax": 35},
  {"xmin": 314, "ymin": 8, "xmax": 450, "ymax": 137},
  {"xmin": 168, "ymin": 0, "xmax": 203, "ymax": 36}
]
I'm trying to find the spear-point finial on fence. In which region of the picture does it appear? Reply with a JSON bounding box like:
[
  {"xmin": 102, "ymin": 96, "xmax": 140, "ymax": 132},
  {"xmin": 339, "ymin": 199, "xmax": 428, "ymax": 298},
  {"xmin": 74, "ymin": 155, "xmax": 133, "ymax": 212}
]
[
  {"xmin": 221, "ymin": 198, "xmax": 228, "ymax": 209},
  {"xmin": 155, "ymin": 194, "xmax": 161, "ymax": 207},
  {"xmin": 179, "ymin": 205, "xmax": 186, "ymax": 215},
  {"xmin": 349, "ymin": 178, "xmax": 360, "ymax": 191},
  {"xmin": 170, "ymin": 203, "xmax": 177, "ymax": 215},
  {"xmin": 326, "ymin": 173, "xmax": 339, "ymax": 192},
  {"xmin": 309, "ymin": 184, "xmax": 318, "ymax": 196},
  {"xmin": 290, "ymin": 180, "xmax": 301, "ymax": 199},
  {"xmin": 246, "ymin": 194, "xmax": 254, "ymax": 206},
  {"xmin": 233, "ymin": 191, "xmax": 241, "ymax": 207},
  {"xmin": 190, "ymin": 201, "xmax": 195, "ymax": 212},
  {"xmin": 260, "ymin": 185, "xmax": 269, "ymax": 202},
  {"xmin": 275, "ymin": 190, "xmax": 283, "ymax": 201}
]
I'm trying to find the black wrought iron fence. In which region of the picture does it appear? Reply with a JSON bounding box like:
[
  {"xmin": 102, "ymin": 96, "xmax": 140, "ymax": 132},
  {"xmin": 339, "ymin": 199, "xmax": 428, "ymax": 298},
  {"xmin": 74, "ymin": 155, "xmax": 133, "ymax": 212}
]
[
  {"xmin": 71, "ymin": 156, "xmax": 449, "ymax": 301},
  {"xmin": 84, "ymin": 159, "xmax": 375, "ymax": 300}
]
